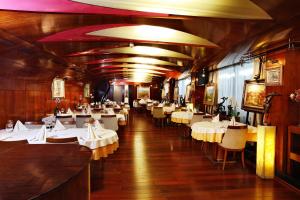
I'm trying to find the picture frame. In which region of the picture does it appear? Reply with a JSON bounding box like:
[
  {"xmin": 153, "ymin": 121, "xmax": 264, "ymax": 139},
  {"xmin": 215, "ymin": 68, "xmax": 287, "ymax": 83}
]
[
  {"xmin": 83, "ymin": 83, "xmax": 90, "ymax": 98},
  {"xmin": 173, "ymin": 86, "xmax": 179, "ymax": 101},
  {"xmin": 185, "ymin": 84, "xmax": 192, "ymax": 103},
  {"xmin": 137, "ymin": 86, "xmax": 150, "ymax": 99},
  {"xmin": 203, "ymin": 83, "xmax": 216, "ymax": 105},
  {"xmin": 241, "ymin": 79, "xmax": 266, "ymax": 113},
  {"xmin": 51, "ymin": 78, "xmax": 65, "ymax": 98},
  {"xmin": 265, "ymin": 62, "xmax": 283, "ymax": 86}
]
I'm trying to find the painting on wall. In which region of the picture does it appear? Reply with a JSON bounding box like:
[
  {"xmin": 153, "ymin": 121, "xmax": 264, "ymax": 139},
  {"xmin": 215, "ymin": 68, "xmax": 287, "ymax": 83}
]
[
  {"xmin": 185, "ymin": 84, "xmax": 192, "ymax": 102},
  {"xmin": 173, "ymin": 86, "xmax": 179, "ymax": 101},
  {"xmin": 242, "ymin": 80, "xmax": 266, "ymax": 113},
  {"xmin": 265, "ymin": 62, "xmax": 283, "ymax": 86},
  {"xmin": 83, "ymin": 83, "xmax": 90, "ymax": 98},
  {"xmin": 51, "ymin": 78, "xmax": 65, "ymax": 98},
  {"xmin": 203, "ymin": 83, "xmax": 216, "ymax": 105},
  {"xmin": 137, "ymin": 86, "xmax": 150, "ymax": 99}
]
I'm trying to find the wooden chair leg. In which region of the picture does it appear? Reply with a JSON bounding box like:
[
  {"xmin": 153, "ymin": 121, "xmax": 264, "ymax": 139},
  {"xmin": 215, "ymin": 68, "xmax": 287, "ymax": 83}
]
[
  {"xmin": 241, "ymin": 150, "xmax": 245, "ymax": 168},
  {"xmin": 223, "ymin": 149, "xmax": 227, "ymax": 170}
]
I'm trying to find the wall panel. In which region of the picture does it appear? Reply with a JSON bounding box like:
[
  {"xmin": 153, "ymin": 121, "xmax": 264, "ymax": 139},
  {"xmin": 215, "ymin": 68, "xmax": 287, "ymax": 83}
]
[{"xmin": 0, "ymin": 78, "xmax": 85, "ymax": 128}]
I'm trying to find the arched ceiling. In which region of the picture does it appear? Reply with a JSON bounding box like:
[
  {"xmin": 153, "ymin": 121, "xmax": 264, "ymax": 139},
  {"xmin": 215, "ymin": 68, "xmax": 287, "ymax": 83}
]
[{"xmin": 0, "ymin": 0, "xmax": 299, "ymax": 83}]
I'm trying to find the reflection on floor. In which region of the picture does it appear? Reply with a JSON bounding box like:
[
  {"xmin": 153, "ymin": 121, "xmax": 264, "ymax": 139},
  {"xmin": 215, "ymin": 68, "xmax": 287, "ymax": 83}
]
[{"xmin": 91, "ymin": 112, "xmax": 300, "ymax": 200}]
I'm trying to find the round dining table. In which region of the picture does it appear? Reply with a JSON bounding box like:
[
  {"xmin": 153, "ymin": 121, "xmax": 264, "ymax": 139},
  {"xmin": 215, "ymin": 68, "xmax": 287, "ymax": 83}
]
[
  {"xmin": 191, "ymin": 120, "xmax": 257, "ymax": 143},
  {"xmin": 0, "ymin": 127, "xmax": 119, "ymax": 160},
  {"xmin": 171, "ymin": 111, "xmax": 193, "ymax": 124}
]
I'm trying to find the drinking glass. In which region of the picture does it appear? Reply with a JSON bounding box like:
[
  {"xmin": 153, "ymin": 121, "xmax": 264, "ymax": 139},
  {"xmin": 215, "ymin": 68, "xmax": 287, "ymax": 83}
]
[{"xmin": 5, "ymin": 120, "xmax": 14, "ymax": 132}]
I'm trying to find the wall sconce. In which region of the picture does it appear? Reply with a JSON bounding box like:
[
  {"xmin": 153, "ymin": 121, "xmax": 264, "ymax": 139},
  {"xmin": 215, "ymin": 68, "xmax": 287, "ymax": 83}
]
[{"xmin": 256, "ymin": 125, "xmax": 276, "ymax": 179}]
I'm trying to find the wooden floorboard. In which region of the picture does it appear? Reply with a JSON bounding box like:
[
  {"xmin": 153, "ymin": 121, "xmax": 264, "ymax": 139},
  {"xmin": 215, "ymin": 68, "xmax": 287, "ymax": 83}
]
[{"xmin": 91, "ymin": 112, "xmax": 300, "ymax": 200}]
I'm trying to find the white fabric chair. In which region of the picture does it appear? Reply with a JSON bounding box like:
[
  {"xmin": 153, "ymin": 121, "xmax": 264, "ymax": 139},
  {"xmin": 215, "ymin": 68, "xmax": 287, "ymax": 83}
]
[
  {"xmin": 101, "ymin": 115, "xmax": 118, "ymax": 131},
  {"xmin": 187, "ymin": 113, "xmax": 205, "ymax": 127},
  {"xmin": 76, "ymin": 115, "xmax": 91, "ymax": 128},
  {"xmin": 218, "ymin": 125, "xmax": 247, "ymax": 170},
  {"xmin": 56, "ymin": 115, "xmax": 73, "ymax": 123}
]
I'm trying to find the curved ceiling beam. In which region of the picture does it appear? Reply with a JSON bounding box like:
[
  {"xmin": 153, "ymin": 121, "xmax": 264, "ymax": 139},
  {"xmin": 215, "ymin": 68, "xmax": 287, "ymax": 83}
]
[
  {"xmin": 72, "ymin": 0, "xmax": 271, "ymax": 20},
  {"xmin": 0, "ymin": 0, "xmax": 165, "ymax": 16},
  {"xmin": 94, "ymin": 68, "xmax": 166, "ymax": 75},
  {"xmin": 95, "ymin": 72, "xmax": 161, "ymax": 78},
  {"xmin": 86, "ymin": 25, "xmax": 218, "ymax": 47},
  {"xmin": 90, "ymin": 64, "xmax": 173, "ymax": 71},
  {"xmin": 68, "ymin": 46, "xmax": 193, "ymax": 60},
  {"xmin": 87, "ymin": 57, "xmax": 179, "ymax": 66},
  {"xmin": 39, "ymin": 24, "xmax": 218, "ymax": 47}
]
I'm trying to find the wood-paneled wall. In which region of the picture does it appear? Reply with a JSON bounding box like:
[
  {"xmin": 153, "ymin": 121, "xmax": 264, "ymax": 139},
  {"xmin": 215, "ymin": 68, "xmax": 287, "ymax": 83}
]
[
  {"xmin": 0, "ymin": 78, "xmax": 86, "ymax": 128},
  {"xmin": 266, "ymin": 50, "xmax": 300, "ymax": 176}
]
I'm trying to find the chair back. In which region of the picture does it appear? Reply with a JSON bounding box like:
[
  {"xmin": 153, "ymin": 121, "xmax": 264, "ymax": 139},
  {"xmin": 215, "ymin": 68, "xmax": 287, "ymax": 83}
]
[
  {"xmin": 220, "ymin": 125, "xmax": 247, "ymax": 150},
  {"xmin": 46, "ymin": 137, "xmax": 78, "ymax": 143},
  {"xmin": 76, "ymin": 115, "xmax": 91, "ymax": 128},
  {"xmin": 152, "ymin": 107, "xmax": 165, "ymax": 119},
  {"xmin": 56, "ymin": 115, "xmax": 73, "ymax": 123},
  {"xmin": 61, "ymin": 121, "xmax": 76, "ymax": 129},
  {"xmin": 189, "ymin": 113, "xmax": 205, "ymax": 126},
  {"xmin": 101, "ymin": 115, "xmax": 118, "ymax": 131},
  {"xmin": 202, "ymin": 115, "xmax": 213, "ymax": 122},
  {"xmin": 24, "ymin": 121, "xmax": 43, "ymax": 129}
]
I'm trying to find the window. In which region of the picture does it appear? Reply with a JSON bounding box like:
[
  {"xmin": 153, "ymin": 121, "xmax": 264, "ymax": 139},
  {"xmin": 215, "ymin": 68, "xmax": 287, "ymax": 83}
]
[
  {"xmin": 217, "ymin": 61, "xmax": 254, "ymax": 122},
  {"xmin": 178, "ymin": 76, "xmax": 191, "ymax": 100}
]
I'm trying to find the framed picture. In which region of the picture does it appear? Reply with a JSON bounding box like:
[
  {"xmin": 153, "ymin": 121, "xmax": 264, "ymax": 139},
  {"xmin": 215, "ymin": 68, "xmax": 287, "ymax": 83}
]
[
  {"xmin": 203, "ymin": 83, "xmax": 216, "ymax": 105},
  {"xmin": 83, "ymin": 83, "xmax": 90, "ymax": 98},
  {"xmin": 242, "ymin": 80, "xmax": 266, "ymax": 113},
  {"xmin": 173, "ymin": 86, "xmax": 179, "ymax": 101},
  {"xmin": 185, "ymin": 84, "xmax": 192, "ymax": 102},
  {"xmin": 137, "ymin": 86, "xmax": 150, "ymax": 99},
  {"xmin": 51, "ymin": 78, "xmax": 65, "ymax": 98},
  {"xmin": 265, "ymin": 62, "xmax": 283, "ymax": 86}
]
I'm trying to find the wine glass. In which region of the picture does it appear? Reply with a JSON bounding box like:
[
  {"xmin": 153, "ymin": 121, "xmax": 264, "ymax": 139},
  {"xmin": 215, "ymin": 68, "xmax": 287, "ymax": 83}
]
[{"xmin": 5, "ymin": 120, "xmax": 14, "ymax": 132}]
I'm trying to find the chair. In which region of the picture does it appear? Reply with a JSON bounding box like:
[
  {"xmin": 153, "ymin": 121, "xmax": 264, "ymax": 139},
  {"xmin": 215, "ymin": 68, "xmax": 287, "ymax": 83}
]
[
  {"xmin": 76, "ymin": 115, "xmax": 91, "ymax": 128},
  {"xmin": 56, "ymin": 115, "xmax": 73, "ymax": 123},
  {"xmin": 61, "ymin": 121, "xmax": 76, "ymax": 129},
  {"xmin": 202, "ymin": 115, "xmax": 213, "ymax": 122},
  {"xmin": 187, "ymin": 113, "xmax": 205, "ymax": 127},
  {"xmin": 101, "ymin": 115, "xmax": 118, "ymax": 131},
  {"xmin": 218, "ymin": 125, "xmax": 247, "ymax": 170},
  {"xmin": 152, "ymin": 107, "xmax": 166, "ymax": 127},
  {"xmin": 46, "ymin": 137, "xmax": 78, "ymax": 143},
  {"xmin": 24, "ymin": 121, "xmax": 43, "ymax": 129}
]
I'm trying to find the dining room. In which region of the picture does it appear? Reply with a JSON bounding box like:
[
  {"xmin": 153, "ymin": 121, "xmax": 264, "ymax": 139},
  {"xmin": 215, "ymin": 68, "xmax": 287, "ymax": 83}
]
[{"xmin": 0, "ymin": 0, "xmax": 300, "ymax": 200}]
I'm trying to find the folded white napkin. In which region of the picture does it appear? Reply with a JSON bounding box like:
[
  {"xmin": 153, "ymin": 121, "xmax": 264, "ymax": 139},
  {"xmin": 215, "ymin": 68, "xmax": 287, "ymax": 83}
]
[
  {"xmin": 212, "ymin": 114, "xmax": 220, "ymax": 123},
  {"xmin": 53, "ymin": 120, "xmax": 66, "ymax": 131},
  {"xmin": 28, "ymin": 125, "xmax": 47, "ymax": 143},
  {"xmin": 229, "ymin": 117, "xmax": 236, "ymax": 126},
  {"xmin": 94, "ymin": 120, "xmax": 105, "ymax": 130},
  {"xmin": 87, "ymin": 124, "xmax": 100, "ymax": 140},
  {"xmin": 87, "ymin": 106, "xmax": 92, "ymax": 114},
  {"xmin": 67, "ymin": 108, "xmax": 73, "ymax": 115},
  {"xmin": 13, "ymin": 120, "xmax": 28, "ymax": 133}
]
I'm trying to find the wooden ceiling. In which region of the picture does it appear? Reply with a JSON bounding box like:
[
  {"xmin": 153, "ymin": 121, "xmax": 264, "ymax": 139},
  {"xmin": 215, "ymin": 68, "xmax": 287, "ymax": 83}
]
[{"xmin": 0, "ymin": 0, "xmax": 299, "ymax": 83}]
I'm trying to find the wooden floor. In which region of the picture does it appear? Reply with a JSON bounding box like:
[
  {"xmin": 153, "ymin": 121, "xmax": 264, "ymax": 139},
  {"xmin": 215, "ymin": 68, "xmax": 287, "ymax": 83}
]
[{"xmin": 91, "ymin": 112, "xmax": 300, "ymax": 200}]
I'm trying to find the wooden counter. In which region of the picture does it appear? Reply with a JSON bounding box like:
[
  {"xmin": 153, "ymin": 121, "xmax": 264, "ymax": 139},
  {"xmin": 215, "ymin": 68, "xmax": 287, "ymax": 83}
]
[{"xmin": 0, "ymin": 142, "xmax": 92, "ymax": 200}]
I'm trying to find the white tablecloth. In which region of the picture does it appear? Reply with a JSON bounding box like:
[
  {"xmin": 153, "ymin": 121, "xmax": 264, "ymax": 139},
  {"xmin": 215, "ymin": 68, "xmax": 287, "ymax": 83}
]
[
  {"xmin": 191, "ymin": 121, "xmax": 257, "ymax": 143},
  {"xmin": 56, "ymin": 113, "xmax": 126, "ymax": 121},
  {"xmin": 171, "ymin": 111, "xmax": 193, "ymax": 123},
  {"xmin": 0, "ymin": 128, "xmax": 119, "ymax": 150},
  {"xmin": 91, "ymin": 113, "xmax": 126, "ymax": 121}
]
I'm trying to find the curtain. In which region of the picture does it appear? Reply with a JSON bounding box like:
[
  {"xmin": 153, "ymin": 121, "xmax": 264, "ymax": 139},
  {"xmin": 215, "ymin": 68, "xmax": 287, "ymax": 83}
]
[
  {"xmin": 217, "ymin": 61, "xmax": 254, "ymax": 122},
  {"xmin": 178, "ymin": 76, "xmax": 191, "ymax": 100}
]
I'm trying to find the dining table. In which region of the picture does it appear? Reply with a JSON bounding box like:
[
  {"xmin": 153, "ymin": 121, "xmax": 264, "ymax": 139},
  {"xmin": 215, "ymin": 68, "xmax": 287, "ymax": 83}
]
[
  {"xmin": 191, "ymin": 120, "xmax": 257, "ymax": 161},
  {"xmin": 0, "ymin": 127, "xmax": 119, "ymax": 160},
  {"xmin": 171, "ymin": 111, "xmax": 194, "ymax": 124},
  {"xmin": 191, "ymin": 120, "xmax": 257, "ymax": 143}
]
